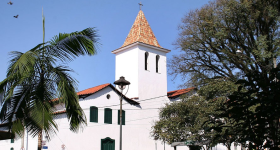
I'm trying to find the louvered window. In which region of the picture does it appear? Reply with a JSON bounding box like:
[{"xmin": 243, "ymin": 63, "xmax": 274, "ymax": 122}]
[
  {"xmin": 118, "ymin": 110, "xmax": 125, "ymax": 125},
  {"xmin": 90, "ymin": 106, "xmax": 98, "ymax": 123},
  {"xmin": 104, "ymin": 108, "xmax": 112, "ymax": 124}
]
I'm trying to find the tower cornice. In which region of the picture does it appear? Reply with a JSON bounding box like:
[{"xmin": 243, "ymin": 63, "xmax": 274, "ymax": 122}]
[{"xmin": 112, "ymin": 42, "xmax": 170, "ymax": 54}]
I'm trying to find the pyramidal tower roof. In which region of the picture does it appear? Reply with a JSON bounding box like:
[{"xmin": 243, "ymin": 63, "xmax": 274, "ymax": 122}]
[{"xmin": 121, "ymin": 10, "xmax": 161, "ymax": 48}]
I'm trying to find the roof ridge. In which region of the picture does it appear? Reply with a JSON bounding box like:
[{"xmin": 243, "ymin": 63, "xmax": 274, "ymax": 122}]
[
  {"xmin": 52, "ymin": 83, "xmax": 139, "ymax": 105},
  {"xmin": 77, "ymin": 83, "xmax": 110, "ymax": 95},
  {"xmin": 167, "ymin": 87, "xmax": 196, "ymax": 99},
  {"xmin": 167, "ymin": 87, "xmax": 195, "ymax": 93}
]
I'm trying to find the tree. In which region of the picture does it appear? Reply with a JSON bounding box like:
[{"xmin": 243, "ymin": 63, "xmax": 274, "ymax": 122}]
[
  {"xmin": 0, "ymin": 19, "xmax": 98, "ymax": 149},
  {"xmin": 151, "ymin": 80, "xmax": 240, "ymax": 150},
  {"xmin": 169, "ymin": 0, "xmax": 280, "ymax": 149},
  {"xmin": 170, "ymin": 0, "xmax": 280, "ymax": 87},
  {"xmin": 224, "ymin": 68, "xmax": 280, "ymax": 150},
  {"xmin": 152, "ymin": 96, "xmax": 217, "ymax": 150}
]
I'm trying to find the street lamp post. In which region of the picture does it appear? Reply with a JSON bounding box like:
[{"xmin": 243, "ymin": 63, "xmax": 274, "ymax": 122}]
[{"xmin": 114, "ymin": 76, "xmax": 130, "ymax": 150}]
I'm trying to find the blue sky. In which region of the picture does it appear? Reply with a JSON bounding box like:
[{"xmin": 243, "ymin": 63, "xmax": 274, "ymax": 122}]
[{"xmin": 0, "ymin": 0, "xmax": 210, "ymax": 93}]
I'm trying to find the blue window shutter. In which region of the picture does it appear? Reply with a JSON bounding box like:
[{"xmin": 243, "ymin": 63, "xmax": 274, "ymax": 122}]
[
  {"xmin": 11, "ymin": 139, "xmax": 14, "ymax": 143},
  {"xmin": 104, "ymin": 108, "xmax": 112, "ymax": 124},
  {"xmin": 90, "ymin": 106, "xmax": 98, "ymax": 122}
]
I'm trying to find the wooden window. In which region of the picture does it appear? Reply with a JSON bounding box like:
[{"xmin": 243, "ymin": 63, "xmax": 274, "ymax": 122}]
[
  {"xmin": 104, "ymin": 108, "xmax": 112, "ymax": 124},
  {"xmin": 90, "ymin": 106, "xmax": 98, "ymax": 123},
  {"xmin": 118, "ymin": 110, "xmax": 125, "ymax": 125},
  {"xmin": 156, "ymin": 55, "xmax": 160, "ymax": 73},
  {"xmin": 145, "ymin": 52, "xmax": 149, "ymax": 70}
]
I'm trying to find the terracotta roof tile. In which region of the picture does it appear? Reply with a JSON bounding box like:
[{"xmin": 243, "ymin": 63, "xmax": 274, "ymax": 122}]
[
  {"xmin": 121, "ymin": 10, "xmax": 161, "ymax": 48},
  {"xmin": 77, "ymin": 83, "xmax": 110, "ymax": 96},
  {"xmin": 53, "ymin": 110, "xmax": 66, "ymax": 115},
  {"xmin": 51, "ymin": 83, "xmax": 139, "ymax": 105},
  {"xmin": 167, "ymin": 87, "xmax": 196, "ymax": 98}
]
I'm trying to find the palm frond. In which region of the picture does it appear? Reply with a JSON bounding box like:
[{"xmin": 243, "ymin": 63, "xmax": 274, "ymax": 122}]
[
  {"xmin": 8, "ymin": 44, "xmax": 42, "ymax": 76},
  {"xmin": 50, "ymin": 65, "xmax": 86, "ymax": 132},
  {"xmin": 47, "ymin": 27, "xmax": 98, "ymax": 62},
  {"xmin": 0, "ymin": 27, "xmax": 98, "ymax": 140}
]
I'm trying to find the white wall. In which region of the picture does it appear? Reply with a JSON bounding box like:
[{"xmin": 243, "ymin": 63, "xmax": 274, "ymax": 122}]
[
  {"xmin": 114, "ymin": 43, "xmax": 169, "ymax": 101},
  {"xmin": 137, "ymin": 44, "xmax": 168, "ymax": 100},
  {"xmin": 48, "ymin": 86, "xmax": 174, "ymax": 150},
  {"xmin": 115, "ymin": 45, "xmax": 139, "ymax": 98}
]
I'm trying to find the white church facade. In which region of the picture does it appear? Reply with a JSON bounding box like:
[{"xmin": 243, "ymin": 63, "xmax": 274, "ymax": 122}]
[{"xmin": 0, "ymin": 10, "xmax": 240, "ymax": 150}]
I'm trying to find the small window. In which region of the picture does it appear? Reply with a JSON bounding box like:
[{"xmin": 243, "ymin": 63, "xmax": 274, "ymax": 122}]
[
  {"xmin": 118, "ymin": 110, "xmax": 125, "ymax": 125},
  {"xmin": 11, "ymin": 139, "xmax": 14, "ymax": 143},
  {"xmin": 145, "ymin": 52, "xmax": 149, "ymax": 70},
  {"xmin": 10, "ymin": 148, "xmax": 14, "ymax": 150},
  {"xmin": 106, "ymin": 94, "xmax": 110, "ymax": 99},
  {"xmin": 90, "ymin": 106, "xmax": 98, "ymax": 123},
  {"xmin": 156, "ymin": 55, "xmax": 160, "ymax": 73},
  {"xmin": 104, "ymin": 108, "xmax": 112, "ymax": 124}
]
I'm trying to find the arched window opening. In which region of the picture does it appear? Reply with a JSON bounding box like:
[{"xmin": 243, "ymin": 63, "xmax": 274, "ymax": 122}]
[
  {"xmin": 156, "ymin": 55, "xmax": 160, "ymax": 73},
  {"xmin": 145, "ymin": 52, "xmax": 149, "ymax": 70}
]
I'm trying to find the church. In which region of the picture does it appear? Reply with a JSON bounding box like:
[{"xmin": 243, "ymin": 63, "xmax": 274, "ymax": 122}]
[
  {"xmin": 0, "ymin": 10, "xmax": 196, "ymax": 150},
  {"xmin": 0, "ymin": 10, "xmax": 239, "ymax": 150}
]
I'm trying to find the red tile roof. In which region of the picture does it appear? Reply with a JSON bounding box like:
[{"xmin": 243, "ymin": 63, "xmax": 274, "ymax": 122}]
[
  {"xmin": 77, "ymin": 83, "xmax": 110, "ymax": 96},
  {"xmin": 51, "ymin": 83, "xmax": 110, "ymax": 102},
  {"xmin": 121, "ymin": 10, "xmax": 161, "ymax": 48},
  {"xmin": 53, "ymin": 110, "xmax": 66, "ymax": 115},
  {"xmin": 52, "ymin": 83, "xmax": 139, "ymax": 105},
  {"xmin": 167, "ymin": 87, "xmax": 196, "ymax": 98}
]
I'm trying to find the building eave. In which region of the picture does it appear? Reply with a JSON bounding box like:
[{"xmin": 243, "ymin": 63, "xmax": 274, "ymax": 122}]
[
  {"xmin": 112, "ymin": 42, "xmax": 171, "ymax": 54},
  {"xmin": 52, "ymin": 83, "xmax": 140, "ymax": 106},
  {"xmin": 0, "ymin": 131, "xmax": 14, "ymax": 140},
  {"xmin": 167, "ymin": 87, "xmax": 197, "ymax": 99}
]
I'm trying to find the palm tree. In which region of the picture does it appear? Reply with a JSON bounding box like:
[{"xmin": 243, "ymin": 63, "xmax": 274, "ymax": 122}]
[{"xmin": 0, "ymin": 18, "xmax": 98, "ymax": 149}]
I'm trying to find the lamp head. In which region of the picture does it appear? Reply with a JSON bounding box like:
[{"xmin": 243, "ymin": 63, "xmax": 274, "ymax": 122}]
[{"xmin": 114, "ymin": 76, "xmax": 130, "ymax": 90}]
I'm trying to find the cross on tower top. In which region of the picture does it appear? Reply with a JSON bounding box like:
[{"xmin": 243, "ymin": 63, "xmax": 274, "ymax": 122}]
[{"xmin": 138, "ymin": 2, "xmax": 143, "ymax": 10}]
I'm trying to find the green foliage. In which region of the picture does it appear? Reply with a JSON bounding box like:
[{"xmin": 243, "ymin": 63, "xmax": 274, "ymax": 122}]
[
  {"xmin": 169, "ymin": 0, "xmax": 280, "ymax": 149},
  {"xmin": 152, "ymin": 80, "xmax": 240, "ymax": 149},
  {"xmin": 223, "ymin": 67, "xmax": 280, "ymax": 149},
  {"xmin": 169, "ymin": 0, "xmax": 280, "ymax": 88},
  {"xmin": 0, "ymin": 27, "xmax": 98, "ymax": 140}
]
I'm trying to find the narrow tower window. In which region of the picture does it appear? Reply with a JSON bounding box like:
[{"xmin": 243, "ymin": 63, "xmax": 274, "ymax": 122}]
[
  {"xmin": 156, "ymin": 55, "xmax": 160, "ymax": 73},
  {"xmin": 145, "ymin": 52, "xmax": 149, "ymax": 70}
]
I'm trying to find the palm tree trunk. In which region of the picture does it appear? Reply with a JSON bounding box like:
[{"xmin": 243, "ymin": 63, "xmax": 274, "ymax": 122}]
[
  {"xmin": 21, "ymin": 128, "xmax": 25, "ymax": 149},
  {"xmin": 38, "ymin": 130, "xmax": 42, "ymax": 150}
]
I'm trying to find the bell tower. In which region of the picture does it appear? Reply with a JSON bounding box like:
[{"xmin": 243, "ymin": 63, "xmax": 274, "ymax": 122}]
[{"xmin": 112, "ymin": 10, "xmax": 170, "ymax": 100}]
